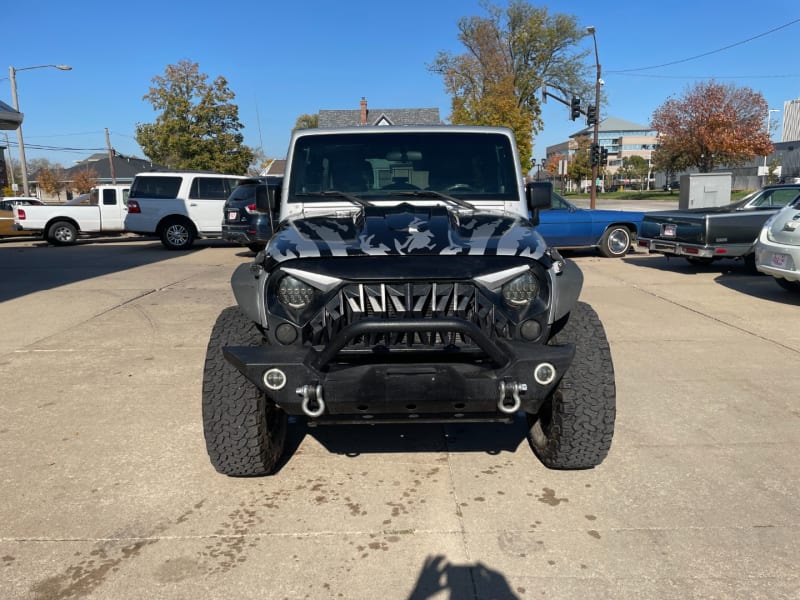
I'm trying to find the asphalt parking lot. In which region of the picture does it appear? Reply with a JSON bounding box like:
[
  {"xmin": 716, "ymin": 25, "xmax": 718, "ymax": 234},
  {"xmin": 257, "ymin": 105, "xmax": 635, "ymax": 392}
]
[{"xmin": 1, "ymin": 235, "xmax": 798, "ymax": 600}]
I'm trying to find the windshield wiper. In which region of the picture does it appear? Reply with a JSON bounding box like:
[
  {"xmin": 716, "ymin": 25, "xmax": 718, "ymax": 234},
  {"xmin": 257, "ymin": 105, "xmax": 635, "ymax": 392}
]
[
  {"xmin": 389, "ymin": 190, "xmax": 475, "ymax": 210},
  {"xmin": 295, "ymin": 191, "xmax": 374, "ymax": 207}
]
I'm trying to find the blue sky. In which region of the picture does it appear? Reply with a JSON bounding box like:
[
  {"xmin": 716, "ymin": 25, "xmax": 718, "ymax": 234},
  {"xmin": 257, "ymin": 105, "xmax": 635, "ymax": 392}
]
[{"xmin": 3, "ymin": 0, "xmax": 799, "ymax": 171}]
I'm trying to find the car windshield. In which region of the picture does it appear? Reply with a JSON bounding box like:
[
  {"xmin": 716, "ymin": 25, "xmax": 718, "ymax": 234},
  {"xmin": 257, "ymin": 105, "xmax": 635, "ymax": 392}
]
[{"xmin": 287, "ymin": 131, "xmax": 519, "ymax": 203}]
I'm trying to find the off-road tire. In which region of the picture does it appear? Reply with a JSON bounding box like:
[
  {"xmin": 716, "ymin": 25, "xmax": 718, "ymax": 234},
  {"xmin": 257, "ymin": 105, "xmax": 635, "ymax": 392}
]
[
  {"xmin": 160, "ymin": 218, "xmax": 196, "ymax": 250},
  {"xmin": 528, "ymin": 301, "xmax": 616, "ymax": 469},
  {"xmin": 48, "ymin": 220, "xmax": 78, "ymax": 245},
  {"xmin": 598, "ymin": 226, "xmax": 631, "ymax": 258},
  {"xmin": 247, "ymin": 242, "xmax": 266, "ymax": 253},
  {"xmin": 202, "ymin": 306, "xmax": 287, "ymax": 476}
]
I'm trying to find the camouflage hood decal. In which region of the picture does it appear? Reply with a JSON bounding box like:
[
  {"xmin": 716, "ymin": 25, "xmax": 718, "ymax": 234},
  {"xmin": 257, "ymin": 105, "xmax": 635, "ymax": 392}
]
[{"xmin": 265, "ymin": 203, "xmax": 546, "ymax": 263}]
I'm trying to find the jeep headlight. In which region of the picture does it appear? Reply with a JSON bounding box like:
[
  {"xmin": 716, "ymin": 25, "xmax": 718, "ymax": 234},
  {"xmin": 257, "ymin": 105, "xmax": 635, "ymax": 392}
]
[
  {"xmin": 502, "ymin": 271, "xmax": 539, "ymax": 306},
  {"xmin": 277, "ymin": 275, "xmax": 316, "ymax": 310}
]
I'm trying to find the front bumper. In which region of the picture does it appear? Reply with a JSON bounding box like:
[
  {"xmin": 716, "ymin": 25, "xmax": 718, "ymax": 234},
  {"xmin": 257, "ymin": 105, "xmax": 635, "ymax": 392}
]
[{"xmin": 224, "ymin": 317, "xmax": 574, "ymax": 423}]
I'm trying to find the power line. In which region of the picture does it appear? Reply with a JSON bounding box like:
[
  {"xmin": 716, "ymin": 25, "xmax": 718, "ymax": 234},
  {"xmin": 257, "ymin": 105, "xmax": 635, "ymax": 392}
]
[
  {"xmin": 611, "ymin": 72, "xmax": 800, "ymax": 80},
  {"xmin": 606, "ymin": 17, "xmax": 800, "ymax": 74}
]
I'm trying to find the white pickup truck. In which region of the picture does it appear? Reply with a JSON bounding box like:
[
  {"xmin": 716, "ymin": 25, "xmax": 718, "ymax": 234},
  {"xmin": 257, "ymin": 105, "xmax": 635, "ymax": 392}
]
[
  {"xmin": 13, "ymin": 184, "xmax": 131, "ymax": 245},
  {"xmin": 124, "ymin": 171, "xmax": 245, "ymax": 250}
]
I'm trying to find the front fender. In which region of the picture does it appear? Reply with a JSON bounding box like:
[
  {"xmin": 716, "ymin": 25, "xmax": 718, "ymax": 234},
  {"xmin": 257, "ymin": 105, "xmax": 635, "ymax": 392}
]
[
  {"xmin": 231, "ymin": 262, "xmax": 267, "ymax": 326},
  {"xmin": 550, "ymin": 259, "xmax": 583, "ymax": 323}
]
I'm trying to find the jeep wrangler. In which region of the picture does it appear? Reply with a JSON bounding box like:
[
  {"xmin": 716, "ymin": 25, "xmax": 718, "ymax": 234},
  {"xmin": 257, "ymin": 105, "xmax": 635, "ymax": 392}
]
[{"xmin": 202, "ymin": 126, "xmax": 615, "ymax": 476}]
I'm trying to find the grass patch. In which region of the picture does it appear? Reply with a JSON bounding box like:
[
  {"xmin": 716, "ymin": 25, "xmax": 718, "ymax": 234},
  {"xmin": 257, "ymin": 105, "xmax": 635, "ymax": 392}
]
[{"xmin": 562, "ymin": 189, "xmax": 753, "ymax": 202}]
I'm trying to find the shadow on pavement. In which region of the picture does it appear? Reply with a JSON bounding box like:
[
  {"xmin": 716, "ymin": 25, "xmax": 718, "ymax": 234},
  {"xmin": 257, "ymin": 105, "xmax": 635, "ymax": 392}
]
[
  {"xmin": 0, "ymin": 237, "xmax": 209, "ymax": 303},
  {"xmin": 407, "ymin": 555, "xmax": 519, "ymax": 600}
]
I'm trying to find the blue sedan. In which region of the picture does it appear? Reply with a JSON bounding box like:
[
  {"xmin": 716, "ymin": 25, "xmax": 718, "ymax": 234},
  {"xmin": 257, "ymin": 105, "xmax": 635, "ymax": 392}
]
[{"xmin": 536, "ymin": 192, "xmax": 644, "ymax": 258}]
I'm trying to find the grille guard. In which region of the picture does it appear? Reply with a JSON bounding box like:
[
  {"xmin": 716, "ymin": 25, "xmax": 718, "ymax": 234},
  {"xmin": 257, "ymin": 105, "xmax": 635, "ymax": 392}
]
[{"xmin": 311, "ymin": 317, "xmax": 508, "ymax": 370}]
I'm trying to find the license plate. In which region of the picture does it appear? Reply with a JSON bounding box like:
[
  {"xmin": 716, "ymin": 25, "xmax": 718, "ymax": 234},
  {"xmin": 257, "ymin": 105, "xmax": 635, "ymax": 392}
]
[
  {"xmin": 770, "ymin": 252, "xmax": 788, "ymax": 268},
  {"xmin": 662, "ymin": 224, "xmax": 676, "ymax": 238},
  {"xmin": 227, "ymin": 210, "xmax": 238, "ymax": 221}
]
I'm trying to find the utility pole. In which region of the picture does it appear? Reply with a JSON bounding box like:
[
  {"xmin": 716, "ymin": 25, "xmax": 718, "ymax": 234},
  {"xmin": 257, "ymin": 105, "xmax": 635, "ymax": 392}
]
[
  {"xmin": 587, "ymin": 26, "xmax": 601, "ymax": 209},
  {"xmin": 105, "ymin": 128, "xmax": 116, "ymax": 183}
]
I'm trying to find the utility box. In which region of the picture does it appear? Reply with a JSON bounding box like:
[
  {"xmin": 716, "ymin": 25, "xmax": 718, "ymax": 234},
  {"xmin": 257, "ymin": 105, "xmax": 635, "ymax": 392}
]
[{"xmin": 679, "ymin": 173, "xmax": 732, "ymax": 209}]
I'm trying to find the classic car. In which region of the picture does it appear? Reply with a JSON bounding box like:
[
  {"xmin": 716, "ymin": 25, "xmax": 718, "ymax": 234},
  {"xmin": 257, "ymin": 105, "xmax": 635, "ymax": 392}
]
[
  {"xmin": 638, "ymin": 184, "xmax": 800, "ymax": 267},
  {"xmin": 535, "ymin": 191, "xmax": 644, "ymax": 258}
]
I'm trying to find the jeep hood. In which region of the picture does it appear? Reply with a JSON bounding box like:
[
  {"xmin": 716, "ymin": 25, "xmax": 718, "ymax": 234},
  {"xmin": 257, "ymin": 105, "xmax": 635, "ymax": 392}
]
[{"xmin": 265, "ymin": 204, "xmax": 546, "ymax": 263}]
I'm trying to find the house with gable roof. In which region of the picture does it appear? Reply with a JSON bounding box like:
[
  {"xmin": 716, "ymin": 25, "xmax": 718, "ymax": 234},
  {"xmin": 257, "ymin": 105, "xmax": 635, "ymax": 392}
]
[{"xmin": 318, "ymin": 97, "xmax": 441, "ymax": 128}]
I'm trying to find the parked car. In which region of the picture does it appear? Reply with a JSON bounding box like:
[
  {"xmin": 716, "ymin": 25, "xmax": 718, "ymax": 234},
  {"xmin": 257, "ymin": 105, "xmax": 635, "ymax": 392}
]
[
  {"xmin": 754, "ymin": 201, "xmax": 800, "ymax": 292},
  {"xmin": 535, "ymin": 190, "xmax": 644, "ymax": 257},
  {"xmin": 125, "ymin": 171, "xmax": 245, "ymax": 250},
  {"xmin": 639, "ymin": 184, "xmax": 800, "ymax": 267},
  {"xmin": 221, "ymin": 176, "xmax": 282, "ymax": 252},
  {"xmin": 0, "ymin": 197, "xmax": 43, "ymax": 237}
]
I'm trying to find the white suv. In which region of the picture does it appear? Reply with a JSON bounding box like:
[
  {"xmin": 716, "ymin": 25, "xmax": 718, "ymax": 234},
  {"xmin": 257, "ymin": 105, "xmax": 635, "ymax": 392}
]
[{"xmin": 125, "ymin": 171, "xmax": 244, "ymax": 249}]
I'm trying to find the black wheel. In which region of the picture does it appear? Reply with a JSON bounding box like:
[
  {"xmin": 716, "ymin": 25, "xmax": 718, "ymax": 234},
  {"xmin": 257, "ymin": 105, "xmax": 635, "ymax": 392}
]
[
  {"xmin": 48, "ymin": 221, "xmax": 78, "ymax": 245},
  {"xmin": 247, "ymin": 242, "xmax": 266, "ymax": 253},
  {"xmin": 160, "ymin": 218, "xmax": 195, "ymax": 250},
  {"xmin": 685, "ymin": 257, "xmax": 714, "ymax": 266},
  {"xmin": 528, "ymin": 301, "xmax": 616, "ymax": 469},
  {"xmin": 598, "ymin": 226, "xmax": 631, "ymax": 258},
  {"xmin": 202, "ymin": 306, "xmax": 287, "ymax": 476},
  {"xmin": 775, "ymin": 277, "xmax": 800, "ymax": 292}
]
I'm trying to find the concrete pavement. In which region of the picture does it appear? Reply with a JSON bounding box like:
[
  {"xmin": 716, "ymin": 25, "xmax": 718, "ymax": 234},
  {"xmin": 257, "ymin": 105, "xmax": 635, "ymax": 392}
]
[{"xmin": 0, "ymin": 236, "xmax": 798, "ymax": 599}]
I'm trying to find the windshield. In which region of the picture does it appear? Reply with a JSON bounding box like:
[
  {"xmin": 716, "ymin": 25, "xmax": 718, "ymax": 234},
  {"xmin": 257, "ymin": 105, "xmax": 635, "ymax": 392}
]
[{"xmin": 287, "ymin": 131, "xmax": 519, "ymax": 203}]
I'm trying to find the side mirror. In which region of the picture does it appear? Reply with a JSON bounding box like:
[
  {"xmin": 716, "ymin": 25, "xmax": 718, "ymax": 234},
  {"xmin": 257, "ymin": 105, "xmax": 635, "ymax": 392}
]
[{"xmin": 525, "ymin": 181, "xmax": 552, "ymax": 225}]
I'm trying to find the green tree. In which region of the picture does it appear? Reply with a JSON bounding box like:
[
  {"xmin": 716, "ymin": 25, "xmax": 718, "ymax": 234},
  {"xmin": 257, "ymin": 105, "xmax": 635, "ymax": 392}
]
[
  {"xmin": 566, "ymin": 135, "xmax": 592, "ymax": 189},
  {"xmin": 618, "ymin": 156, "xmax": 649, "ymax": 191},
  {"xmin": 293, "ymin": 113, "xmax": 319, "ymax": 130},
  {"xmin": 651, "ymin": 81, "xmax": 772, "ymax": 173},
  {"xmin": 429, "ymin": 1, "xmax": 592, "ymax": 169},
  {"xmin": 135, "ymin": 60, "xmax": 253, "ymax": 174}
]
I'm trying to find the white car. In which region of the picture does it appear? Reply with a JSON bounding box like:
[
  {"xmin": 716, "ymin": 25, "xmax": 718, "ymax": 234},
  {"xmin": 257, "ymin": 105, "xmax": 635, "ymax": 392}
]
[{"xmin": 755, "ymin": 202, "xmax": 800, "ymax": 292}]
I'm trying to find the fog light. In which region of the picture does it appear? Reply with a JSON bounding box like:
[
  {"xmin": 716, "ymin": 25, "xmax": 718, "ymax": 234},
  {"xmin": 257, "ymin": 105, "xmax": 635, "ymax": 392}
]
[
  {"xmin": 520, "ymin": 319, "xmax": 541, "ymax": 340},
  {"xmin": 263, "ymin": 368, "xmax": 287, "ymax": 390},
  {"xmin": 534, "ymin": 362, "xmax": 556, "ymax": 385},
  {"xmin": 275, "ymin": 323, "xmax": 298, "ymax": 345}
]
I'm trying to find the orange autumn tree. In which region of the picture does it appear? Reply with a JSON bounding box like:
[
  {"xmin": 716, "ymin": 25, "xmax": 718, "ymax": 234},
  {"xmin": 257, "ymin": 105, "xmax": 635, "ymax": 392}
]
[{"xmin": 651, "ymin": 81, "xmax": 772, "ymax": 173}]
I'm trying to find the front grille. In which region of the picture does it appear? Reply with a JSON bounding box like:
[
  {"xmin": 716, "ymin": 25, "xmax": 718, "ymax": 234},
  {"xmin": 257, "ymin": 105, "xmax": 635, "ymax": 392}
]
[{"xmin": 307, "ymin": 282, "xmax": 510, "ymax": 351}]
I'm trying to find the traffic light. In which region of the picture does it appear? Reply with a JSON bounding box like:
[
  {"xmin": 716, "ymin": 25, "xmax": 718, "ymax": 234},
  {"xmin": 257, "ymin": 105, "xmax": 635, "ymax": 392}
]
[
  {"xmin": 600, "ymin": 147, "xmax": 609, "ymax": 166},
  {"xmin": 590, "ymin": 143, "xmax": 600, "ymax": 166},
  {"xmin": 570, "ymin": 97, "xmax": 581, "ymax": 121},
  {"xmin": 586, "ymin": 104, "xmax": 596, "ymax": 127}
]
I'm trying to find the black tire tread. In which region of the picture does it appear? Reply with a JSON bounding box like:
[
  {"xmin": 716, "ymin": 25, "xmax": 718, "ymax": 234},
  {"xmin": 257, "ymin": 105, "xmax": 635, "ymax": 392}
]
[
  {"xmin": 529, "ymin": 301, "xmax": 616, "ymax": 469},
  {"xmin": 202, "ymin": 306, "xmax": 286, "ymax": 476}
]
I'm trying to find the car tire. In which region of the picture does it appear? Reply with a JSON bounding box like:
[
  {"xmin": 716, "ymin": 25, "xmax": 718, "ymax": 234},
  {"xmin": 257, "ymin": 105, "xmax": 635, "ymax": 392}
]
[
  {"xmin": 598, "ymin": 226, "xmax": 631, "ymax": 258},
  {"xmin": 775, "ymin": 278, "xmax": 800, "ymax": 292},
  {"xmin": 47, "ymin": 221, "xmax": 78, "ymax": 245},
  {"xmin": 528, "ymin": 301, "xmax": 616, "ymax": 469},
  {"xmin": 202, "ymin": 306, "xmax": 287, "ymax": 476},
  {"xmin": 247, "ymin": 243, "xmax": 266, "ymax": 253},
  {"xmin": 160, "ymin": 218, "xmax": 196, "ymax": 250}
]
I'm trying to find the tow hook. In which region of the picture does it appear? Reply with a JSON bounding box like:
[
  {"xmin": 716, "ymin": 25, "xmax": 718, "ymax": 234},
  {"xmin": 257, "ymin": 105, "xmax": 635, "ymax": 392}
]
[
  {"xmin": 297, "ymin": 383, "xmax": 325, "ymax": 418},
  {"xmin": 497, "ymin": 380, "xmax": 525, "ymax": 414}
]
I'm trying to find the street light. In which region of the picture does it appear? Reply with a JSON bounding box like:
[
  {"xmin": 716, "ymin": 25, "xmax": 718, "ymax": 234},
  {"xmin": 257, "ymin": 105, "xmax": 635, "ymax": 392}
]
[
  {"xmin": 763, "ymin": 108, "xmax": 779, "ymax": 186},
  {"xmin": 8, "ymin": 64, "xmax": 72, "ymax": 196},
  {"xmin": 587, "ymin": 26, "xmax": 601, "ymax": 209}
]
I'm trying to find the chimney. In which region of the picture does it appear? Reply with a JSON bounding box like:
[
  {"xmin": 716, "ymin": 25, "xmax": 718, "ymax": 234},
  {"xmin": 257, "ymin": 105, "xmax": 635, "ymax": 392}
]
[{"xmin": 360, "ymin": 97, "xmax": 368, "ymax": 126}]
